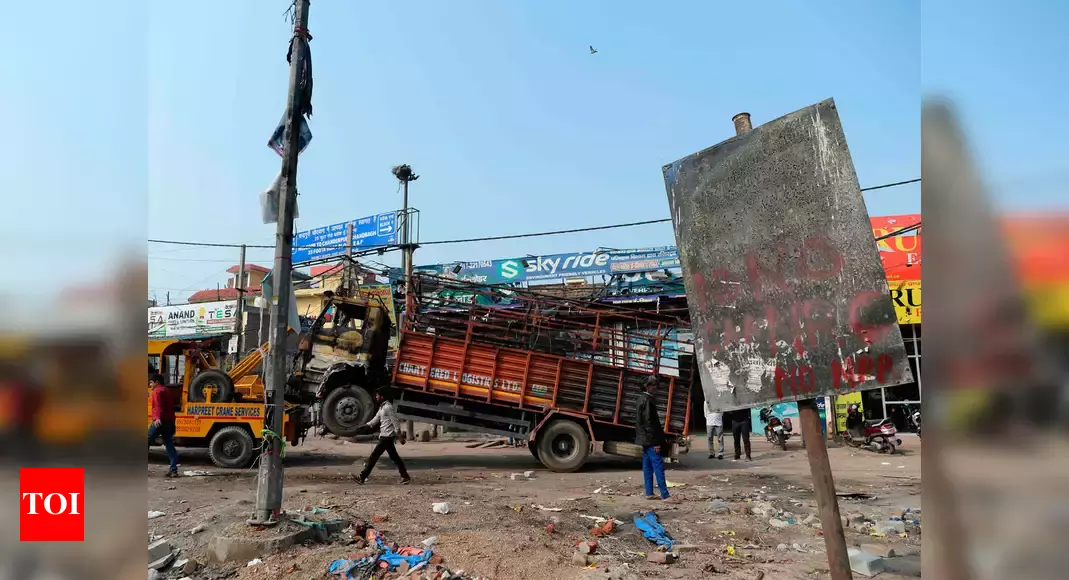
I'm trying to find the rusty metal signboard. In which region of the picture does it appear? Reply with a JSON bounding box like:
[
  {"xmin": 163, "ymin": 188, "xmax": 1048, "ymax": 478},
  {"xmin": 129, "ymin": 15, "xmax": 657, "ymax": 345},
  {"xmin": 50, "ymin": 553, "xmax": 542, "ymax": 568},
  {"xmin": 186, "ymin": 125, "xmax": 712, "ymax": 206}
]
[{"xmin": 663, "ymin": 99, "xmax": 911, "ymax": 411}]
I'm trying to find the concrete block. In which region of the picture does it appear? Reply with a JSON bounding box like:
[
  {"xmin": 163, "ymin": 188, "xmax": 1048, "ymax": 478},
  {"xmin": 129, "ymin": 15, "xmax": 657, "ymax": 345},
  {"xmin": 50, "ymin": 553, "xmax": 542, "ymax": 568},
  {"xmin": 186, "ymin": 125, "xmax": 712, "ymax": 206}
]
[
  {"xmin": 847, "ymin": 548, "xmax": 886, "ymax": 577},
  {"xmin": 147, "ymin": 539, "xmax": 172, "ymax": 564},
  {"xmin": 647, "ymin": 552, "xmax": 677, "ymax": 564},
  {"xmin": 860, "ymin": 543, "xmax": 897, "ymax": 558},
  {"xmin": 572, "ymin": 552, "xmax": 592, "ymax": 566},
  {"xmin": 208, "ymin": 526, "xmax": 315, "ymax": 564}
]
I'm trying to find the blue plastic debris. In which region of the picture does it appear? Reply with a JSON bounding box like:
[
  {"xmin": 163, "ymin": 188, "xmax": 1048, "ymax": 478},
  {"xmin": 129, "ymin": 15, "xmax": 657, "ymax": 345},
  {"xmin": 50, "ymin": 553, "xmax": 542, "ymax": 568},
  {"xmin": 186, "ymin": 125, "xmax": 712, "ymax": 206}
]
[
  {"xmin": 328, "ymin": 529, "xmax": 434, "ymax": 579},
  {"xmin": 633, "ymin": 511, "xmax": 674, "ymax": 551}
]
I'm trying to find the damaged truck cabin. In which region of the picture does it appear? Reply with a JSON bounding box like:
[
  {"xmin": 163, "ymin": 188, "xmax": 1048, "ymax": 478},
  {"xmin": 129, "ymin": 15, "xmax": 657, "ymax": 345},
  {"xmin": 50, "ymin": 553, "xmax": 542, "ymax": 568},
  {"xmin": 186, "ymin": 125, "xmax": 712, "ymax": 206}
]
[{"xmin": 287, "ymin": 291, "xmax": 394, "ymax": 437}]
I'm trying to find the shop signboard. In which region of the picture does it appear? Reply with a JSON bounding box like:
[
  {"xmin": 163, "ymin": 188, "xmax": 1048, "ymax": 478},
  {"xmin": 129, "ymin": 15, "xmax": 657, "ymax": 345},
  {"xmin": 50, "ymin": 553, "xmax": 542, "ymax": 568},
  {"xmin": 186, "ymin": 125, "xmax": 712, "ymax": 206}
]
[
  {"xmin": 890, "ymin": 280, "xmax": 922, "ymax": 324},
  {"xmin": 664, "ymin": 99, "xmax": 911, "ymax": 412},
  {"xmin": 292, "ymin": 211, "xmax": 398, "ymax": 263},
  {"xmin": 414, "ymin": 247, "xmax": 680, "ymax": 285},
  {"xmin": 148, "ymin": 300, "xmax": 237, "ymax": 338},
  {"xmin": 834, "ymin": 392, "xmax": 863, "ymax": 434}
]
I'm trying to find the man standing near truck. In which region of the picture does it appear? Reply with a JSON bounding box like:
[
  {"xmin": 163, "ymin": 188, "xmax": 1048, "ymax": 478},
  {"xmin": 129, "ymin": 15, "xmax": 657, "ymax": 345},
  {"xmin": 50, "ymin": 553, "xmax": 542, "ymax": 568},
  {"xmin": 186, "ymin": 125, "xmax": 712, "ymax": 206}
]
[
  {"xmin": 635, "ymin": 376, "xmax": 677, "ymax": 502},
  {"xmin": 148, "ymin": 373, "xmax": 179, "ymax": 477},
  {"xmin": 352, "ymin": 388, "xmax": 412, "ymax": 485},
  {"xmin": 705, "ymin": 399, "xmax": 724, "ymax": 460}
]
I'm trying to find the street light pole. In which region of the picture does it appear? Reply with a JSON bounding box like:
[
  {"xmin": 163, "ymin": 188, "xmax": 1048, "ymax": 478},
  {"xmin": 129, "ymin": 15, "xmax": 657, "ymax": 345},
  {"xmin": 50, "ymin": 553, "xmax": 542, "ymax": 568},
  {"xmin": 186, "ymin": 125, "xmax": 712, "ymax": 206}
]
[
  {"xmin": 392, "ymin": 164, "xmax": 419, "ymax": 442},
  {"xmin": 251, "ymin": 0, "xmax": 310, "ymax": 526}
]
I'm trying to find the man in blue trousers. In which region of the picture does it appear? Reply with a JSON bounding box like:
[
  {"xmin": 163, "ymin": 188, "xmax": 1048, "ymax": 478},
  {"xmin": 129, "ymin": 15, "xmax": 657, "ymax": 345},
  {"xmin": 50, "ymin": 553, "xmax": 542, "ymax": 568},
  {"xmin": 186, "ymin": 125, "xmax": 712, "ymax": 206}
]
[{"xmin": 635, "ymin": 376, "xmax": 679, "ymax": 502}]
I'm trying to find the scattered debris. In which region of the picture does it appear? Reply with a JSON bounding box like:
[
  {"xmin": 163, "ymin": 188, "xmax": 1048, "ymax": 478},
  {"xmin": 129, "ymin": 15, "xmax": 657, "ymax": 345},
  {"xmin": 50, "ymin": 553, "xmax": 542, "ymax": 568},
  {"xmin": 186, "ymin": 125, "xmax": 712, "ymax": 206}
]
[
  {"xmin": 535, "ymin": 505, "xmax": 562, "ymax": 512},
  {"xmin": 768, "ymin": 517, "xmax": 793, "ymax": 529},
  {"xmin": 523, "ymin": 470, "xmax": 535, "ymax": 479},
  {"xmin": 371, "ymin": 514, "xmax": 389, "ymax": 523},
  {"xmin": 665, "ymin": 481, "xmax": 686, "ymax": 488},
  {"xmin": 148, "ymin": 510, "xmax": 166, "ymax": 520},
  {"xmin": 246, "ymin": 558, "xmax": 263, "ymax": 567},
  {"xmin": 590, "ymin": 518, "xmax": 616, "ymax": 537},
  {"xmin": 510, "ymin": 473, "xmax": 528, "ymax": 481},
  {"xmin": 633, "ymin": 512, "xmax": 674, "ymax": 551},
  {"xmin": 147, "ymin": 538, "xmax": 175, "ymax": 571},
  {"xmin": 707, "ymin": 500, "xmax": 732, "ymax": 514},
  {"xmin": 182, "ymin": 470, "xmax": 216, "ymax": 477},
  {"xmin": 189, "ymin": 525, "xmax": 206, "ymax": 535},
  {"xmin": 646, "ymin": 551, "xmax": 677, "ymax": 565},
  {"xmin": 432, "ymin": 502, "xmax": 451, "ymax": 515}
]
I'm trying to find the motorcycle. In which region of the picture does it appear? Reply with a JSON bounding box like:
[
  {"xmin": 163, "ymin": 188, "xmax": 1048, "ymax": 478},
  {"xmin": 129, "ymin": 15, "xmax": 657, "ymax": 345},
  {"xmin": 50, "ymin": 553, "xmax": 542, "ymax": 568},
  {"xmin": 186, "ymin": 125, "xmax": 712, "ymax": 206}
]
[
  {"xmin": 902, "ymin": 404, "xmax": 921, "ymax": 439},
  {"xmin": 759, "ymin": 406, "xmax": 793, "ymax": 450},
  {"xmin": 843, "ymin": 417, "xmax": 903, "ymax": 454}
]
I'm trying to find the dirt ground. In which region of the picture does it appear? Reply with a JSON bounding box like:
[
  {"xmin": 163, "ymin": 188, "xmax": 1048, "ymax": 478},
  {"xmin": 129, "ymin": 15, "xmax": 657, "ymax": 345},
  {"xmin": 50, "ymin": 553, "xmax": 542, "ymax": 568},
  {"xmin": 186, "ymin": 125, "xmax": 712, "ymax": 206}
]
[{"xmin": 148, "ymin": 432, "xmax": 922, "ymax": 579}]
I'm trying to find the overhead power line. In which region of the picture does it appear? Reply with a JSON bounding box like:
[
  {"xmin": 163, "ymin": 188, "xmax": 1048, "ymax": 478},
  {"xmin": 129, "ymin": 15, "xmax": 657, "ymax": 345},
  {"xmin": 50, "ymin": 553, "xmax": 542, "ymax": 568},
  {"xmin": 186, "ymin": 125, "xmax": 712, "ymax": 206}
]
[{"xmin": 148, "ymin": 178, "xmax": 920, "ymax": 250}]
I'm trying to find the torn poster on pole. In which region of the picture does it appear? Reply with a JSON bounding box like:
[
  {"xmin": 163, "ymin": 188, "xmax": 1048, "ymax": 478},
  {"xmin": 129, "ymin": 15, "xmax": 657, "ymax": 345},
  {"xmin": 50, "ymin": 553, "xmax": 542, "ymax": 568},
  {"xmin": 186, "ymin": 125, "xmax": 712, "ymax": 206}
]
[
  {"xmin": 267, "ymin": 113, "xmax": 312, "ymax": 157},
  {"xmin": 259, "ymin": 172, "xmax": 300, "ymax": 225},
  {"xmin": 662, "ymin": 99, "xmax": 911, "ymax": 412}
]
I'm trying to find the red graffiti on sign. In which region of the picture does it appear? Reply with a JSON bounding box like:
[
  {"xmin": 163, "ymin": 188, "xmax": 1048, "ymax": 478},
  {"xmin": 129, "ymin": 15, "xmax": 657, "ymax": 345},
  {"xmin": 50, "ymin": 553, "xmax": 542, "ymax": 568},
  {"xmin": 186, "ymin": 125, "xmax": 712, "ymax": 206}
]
[{"xmin": 690, "ymin": 234, "xmax": 901, "ymax": 399}]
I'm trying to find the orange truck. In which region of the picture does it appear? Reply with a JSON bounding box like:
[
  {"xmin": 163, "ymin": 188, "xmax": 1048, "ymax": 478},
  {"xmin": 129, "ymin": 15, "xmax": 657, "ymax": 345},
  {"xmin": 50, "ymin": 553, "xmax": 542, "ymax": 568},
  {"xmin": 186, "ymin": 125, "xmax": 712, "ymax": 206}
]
[{"xmin": 288, "ymin": 282, "xmax": 694, "ymax": 472}]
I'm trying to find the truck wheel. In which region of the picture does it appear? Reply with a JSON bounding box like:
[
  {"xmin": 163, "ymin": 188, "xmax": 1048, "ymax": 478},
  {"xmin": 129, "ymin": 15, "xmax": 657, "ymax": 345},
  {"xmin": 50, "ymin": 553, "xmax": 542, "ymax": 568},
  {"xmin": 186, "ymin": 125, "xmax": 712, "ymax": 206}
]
[
  {"xmin": 322, "ymin": 387, "xmax": 374, "ymax": 437},
  {"xmin": 208, "ymin": 426, "xmax": 256, "ymax": 469},
  {"xmin": 189, "ymin": 370, "xmax": 235, "ymax": 403},
  {"xmin": 528, "ymin": 442, "xmax": 540, "ymax": 461},
  {"xmin": 537, "ymin": 420, "xmax": 590, "ymax": 473}
]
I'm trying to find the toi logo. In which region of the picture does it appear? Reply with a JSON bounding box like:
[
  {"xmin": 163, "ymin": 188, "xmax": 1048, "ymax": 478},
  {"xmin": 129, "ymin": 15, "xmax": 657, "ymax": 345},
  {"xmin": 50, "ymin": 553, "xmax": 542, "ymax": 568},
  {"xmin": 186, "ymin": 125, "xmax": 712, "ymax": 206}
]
[{"xmin": 20, "ymin": 468, "xmax": 84, "ymax": 542}]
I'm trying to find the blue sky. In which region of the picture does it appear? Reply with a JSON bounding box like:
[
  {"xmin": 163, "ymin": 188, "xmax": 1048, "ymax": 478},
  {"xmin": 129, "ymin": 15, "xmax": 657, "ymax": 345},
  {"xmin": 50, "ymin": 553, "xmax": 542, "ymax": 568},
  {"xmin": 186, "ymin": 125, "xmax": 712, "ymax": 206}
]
[{"xmin": 1, "ymin": 1, "xmax": 1063, "ymax": 304}]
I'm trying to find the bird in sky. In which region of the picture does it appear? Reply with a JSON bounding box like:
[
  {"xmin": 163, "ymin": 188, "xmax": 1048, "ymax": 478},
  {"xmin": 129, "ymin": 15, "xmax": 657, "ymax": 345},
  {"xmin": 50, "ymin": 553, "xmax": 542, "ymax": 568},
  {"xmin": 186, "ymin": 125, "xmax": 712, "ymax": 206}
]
[{"xmin": 589, "ymin": 45, "xmax": 598, "ymax": 54}]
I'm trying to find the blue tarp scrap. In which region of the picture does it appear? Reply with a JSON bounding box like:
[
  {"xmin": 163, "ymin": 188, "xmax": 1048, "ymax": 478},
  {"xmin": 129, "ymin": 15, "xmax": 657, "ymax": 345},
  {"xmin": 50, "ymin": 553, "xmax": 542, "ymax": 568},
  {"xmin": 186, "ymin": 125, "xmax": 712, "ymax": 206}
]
[
  {"xmin": 328, "ymin": 529, "xmax": 434, "ymax": 579},
  {"xmin": 633, "ymin": 511, "xmax": 674, "ymax": 551}
]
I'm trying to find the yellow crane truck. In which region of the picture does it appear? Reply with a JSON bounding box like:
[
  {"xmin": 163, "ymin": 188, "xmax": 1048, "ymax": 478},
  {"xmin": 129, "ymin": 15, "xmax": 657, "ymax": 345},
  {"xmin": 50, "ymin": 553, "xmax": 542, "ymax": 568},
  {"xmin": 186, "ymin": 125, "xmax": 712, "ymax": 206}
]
[{"xmin": 147, "ymin": 338, "xmax": 307, "ymax": 468}]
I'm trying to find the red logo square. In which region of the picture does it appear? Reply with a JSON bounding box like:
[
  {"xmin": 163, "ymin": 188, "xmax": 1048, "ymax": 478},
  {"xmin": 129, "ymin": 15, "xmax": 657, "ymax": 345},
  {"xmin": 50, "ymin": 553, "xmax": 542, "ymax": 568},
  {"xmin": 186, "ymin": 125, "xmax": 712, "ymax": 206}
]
[{"xmin": 19, "ymin": 468, "xmax": 84, "ymax": 542}]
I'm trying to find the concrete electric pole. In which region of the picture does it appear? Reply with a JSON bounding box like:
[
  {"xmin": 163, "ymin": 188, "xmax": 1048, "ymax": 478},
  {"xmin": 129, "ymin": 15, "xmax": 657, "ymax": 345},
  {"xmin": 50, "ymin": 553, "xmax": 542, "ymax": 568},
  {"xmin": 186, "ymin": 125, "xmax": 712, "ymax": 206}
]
[{"xmin": 251, "ymin": 0, "xmax": 310, "ymax": 526}]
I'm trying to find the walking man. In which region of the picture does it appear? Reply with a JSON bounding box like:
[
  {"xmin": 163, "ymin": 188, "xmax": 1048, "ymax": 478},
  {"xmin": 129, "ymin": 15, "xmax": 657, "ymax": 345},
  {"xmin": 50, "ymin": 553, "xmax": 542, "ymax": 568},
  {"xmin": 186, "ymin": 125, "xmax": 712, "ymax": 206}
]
[
  {"xmin": 352, "ymin": 388, "xmax": 411, "ymax": 485},
  {"xmin": 635, "ymin": 376, "xmax": 678, "ymax": 502},
  {"xmin": 705, "ymin": 399, "xmax": 724, "ymax": 459},
  {"xmin": 728, "ymin": 408, "xmax": 752, "ymax": 461},
  {"xmin": 148, "ymin": 373, "xmax": 179, "ymax": 477}
]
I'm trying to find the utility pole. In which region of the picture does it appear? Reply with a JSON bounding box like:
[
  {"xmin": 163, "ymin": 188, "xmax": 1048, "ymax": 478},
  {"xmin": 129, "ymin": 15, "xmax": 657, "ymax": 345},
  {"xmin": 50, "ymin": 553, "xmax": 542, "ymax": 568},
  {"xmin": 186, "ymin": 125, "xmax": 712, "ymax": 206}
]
[
  {"xmin": 392, "ymin": 163, "xmax": 419, "ymax": 442},
  {"xmin": 233, "ymin": 244, "xmax": 248, "ymax": 358},
  {"xmin": 251, "ymin": 0, "xmax": 310, "ymax": 526}
]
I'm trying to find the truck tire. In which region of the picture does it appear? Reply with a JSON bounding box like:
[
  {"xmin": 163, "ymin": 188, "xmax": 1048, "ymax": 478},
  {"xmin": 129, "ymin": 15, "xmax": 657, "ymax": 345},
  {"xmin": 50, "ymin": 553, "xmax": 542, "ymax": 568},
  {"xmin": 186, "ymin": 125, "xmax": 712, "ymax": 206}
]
[
  {"xmin": 208, "ymin": 426, "xmax": 256, "ymax": 469},
  {"xmin": 322, "ymin": 386, "xmax": 374, "ymax": 437},
  {"xmin": 189, "ymin": 370, "xmax": 235, "ymax": 403},
  {"xmin": 528, "ymin": 442, "xmax": 540, "ymax": 461},
  {"xmin": 537, "ymin": 420, "xmax": 590, "ymax": 473}
]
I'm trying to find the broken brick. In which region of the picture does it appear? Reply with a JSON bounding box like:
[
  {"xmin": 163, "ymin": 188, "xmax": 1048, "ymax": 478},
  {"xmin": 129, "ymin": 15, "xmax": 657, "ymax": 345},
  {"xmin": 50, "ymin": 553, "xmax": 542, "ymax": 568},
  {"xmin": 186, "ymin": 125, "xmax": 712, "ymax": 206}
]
[{"xmin": 647, "ymin": 552, "xmax": 677, "ymax": 564}]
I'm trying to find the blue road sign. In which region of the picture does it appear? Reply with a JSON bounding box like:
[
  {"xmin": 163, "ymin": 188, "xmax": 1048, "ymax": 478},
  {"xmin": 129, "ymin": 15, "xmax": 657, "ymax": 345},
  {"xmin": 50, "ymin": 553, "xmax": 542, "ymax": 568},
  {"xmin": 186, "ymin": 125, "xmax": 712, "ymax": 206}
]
[{"xmin": 292, "ymin": 211, "xmax": 398, "ymax": 263}]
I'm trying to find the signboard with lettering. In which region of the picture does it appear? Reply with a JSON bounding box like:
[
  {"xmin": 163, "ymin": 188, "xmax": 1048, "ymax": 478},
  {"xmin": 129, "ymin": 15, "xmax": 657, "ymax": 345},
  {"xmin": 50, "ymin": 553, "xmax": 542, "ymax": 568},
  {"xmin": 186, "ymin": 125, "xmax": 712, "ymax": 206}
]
[
  {"xmin": 292, "ymin": 211, "xmax": 398, "ymax": 263},
  {"xmin": 663, "ymin": 99, "xmax": 911, "ymax": 412},
  {"xmin": 413, "ymin": 247, "xmax": 680, "ymax": 285},
  {"xmin": 148, "ymin": 300, "xmax": 237, "ymax": 338}
]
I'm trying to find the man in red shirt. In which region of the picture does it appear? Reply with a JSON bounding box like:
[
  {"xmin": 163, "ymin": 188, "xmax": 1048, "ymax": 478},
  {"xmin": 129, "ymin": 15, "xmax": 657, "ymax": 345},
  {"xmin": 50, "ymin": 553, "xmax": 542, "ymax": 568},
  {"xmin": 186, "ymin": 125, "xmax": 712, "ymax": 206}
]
[{"xmin": 148, "ymin": 373, "xmax": 179, "ymax": 477}]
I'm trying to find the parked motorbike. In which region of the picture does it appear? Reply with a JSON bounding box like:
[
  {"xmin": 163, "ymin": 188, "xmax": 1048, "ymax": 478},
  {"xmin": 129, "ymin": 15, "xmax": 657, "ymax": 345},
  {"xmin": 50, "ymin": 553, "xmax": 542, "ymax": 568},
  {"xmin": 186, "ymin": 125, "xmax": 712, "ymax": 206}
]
[
  {"xmin": 759, "ymin": 406, "xmax": 793, "ymax": 450},
  {"xmin": 902, "ymin": 404, "xmax": 921, "ymax": 439},
  {"xmin": 843, "ymin": 417, "xmax": 903, "ymax": 454}
]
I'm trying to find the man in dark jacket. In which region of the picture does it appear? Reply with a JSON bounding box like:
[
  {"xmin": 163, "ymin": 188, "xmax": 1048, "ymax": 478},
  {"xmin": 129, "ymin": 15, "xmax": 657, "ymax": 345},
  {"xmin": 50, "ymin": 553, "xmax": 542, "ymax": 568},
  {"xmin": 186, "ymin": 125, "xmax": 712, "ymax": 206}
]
[
  {"xmin": 635, "ymin": 376, "xmax": 676, "ymax": 502},
  {"xmin": 728, "ymin": 408, "xmax": 752, "ymax": 461}
]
